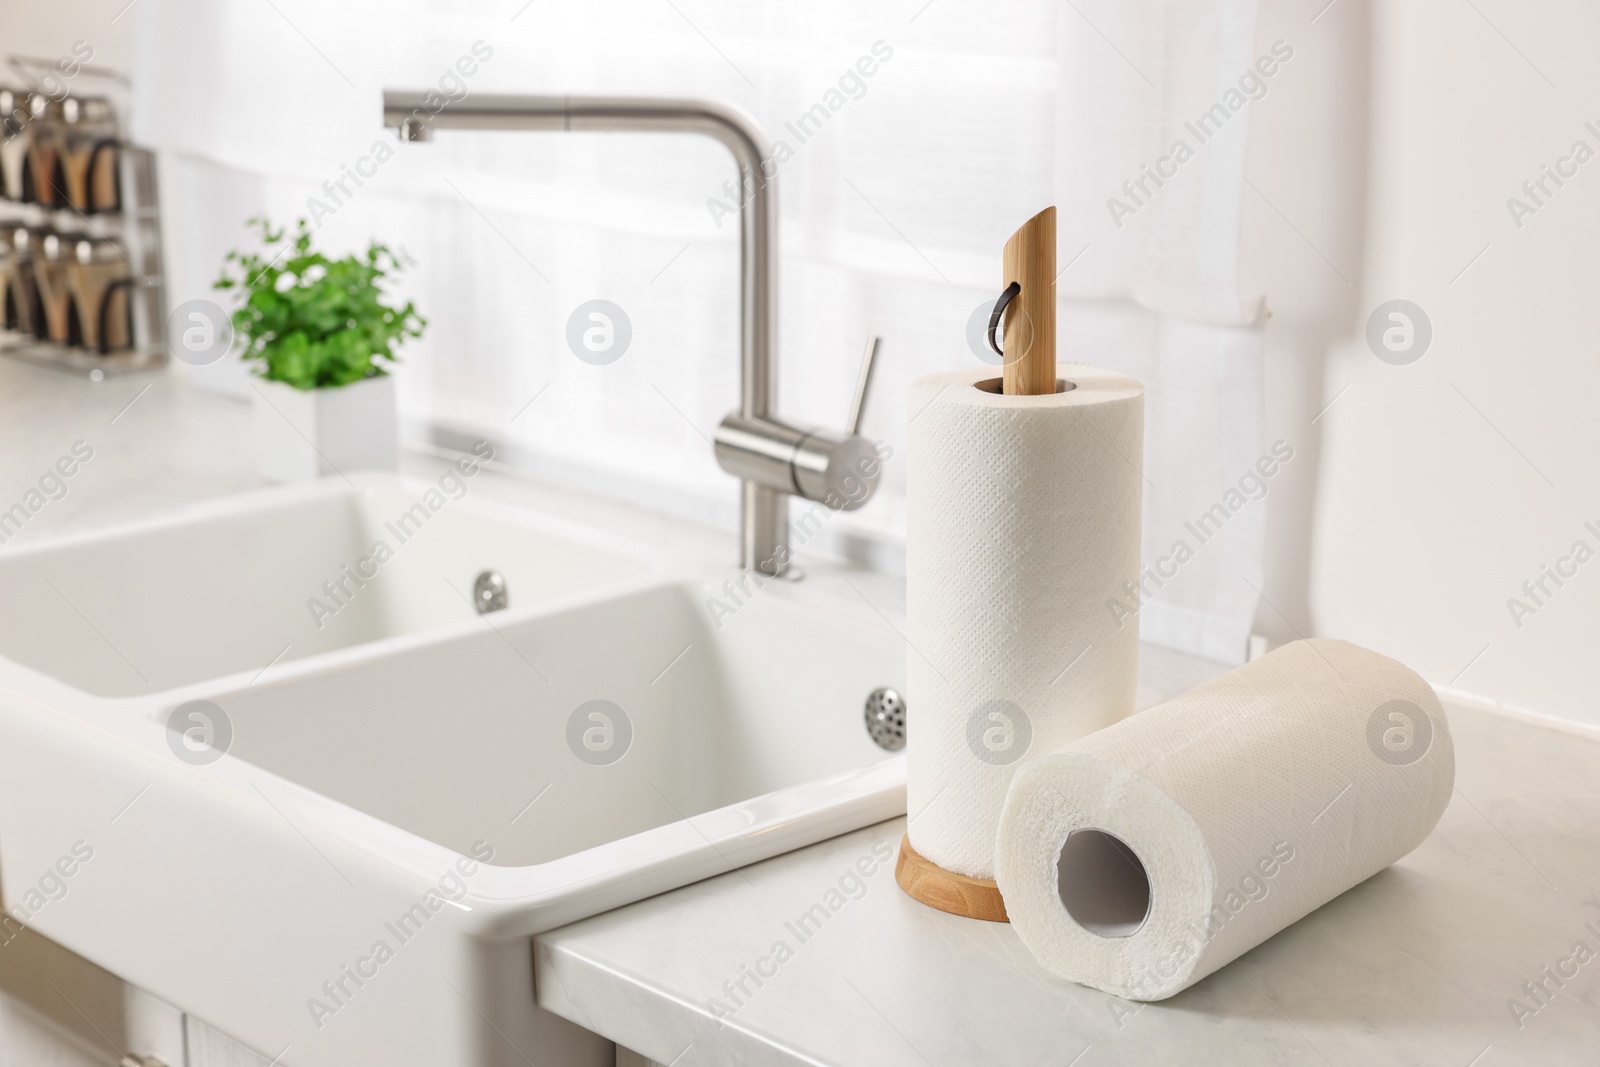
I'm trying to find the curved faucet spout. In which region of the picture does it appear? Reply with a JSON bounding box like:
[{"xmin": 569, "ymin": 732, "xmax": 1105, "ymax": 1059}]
[
  {"xmin": 382, "ymin": 93, "xmax": 774, "ymax": 418},
  {"xmin": 383, "ymin": 91, "xmax": 878, "ymax": 576}
]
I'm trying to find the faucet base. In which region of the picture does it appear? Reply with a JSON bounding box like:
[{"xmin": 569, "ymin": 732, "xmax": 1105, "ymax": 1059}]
[{"xmin": 742, "ymin": 483, "xmax": 789, "ymax": 577}]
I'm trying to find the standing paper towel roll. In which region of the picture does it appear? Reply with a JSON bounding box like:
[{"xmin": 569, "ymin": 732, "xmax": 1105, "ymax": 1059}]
[
  {"xmin": 906, "ymin": 364, "xmax": 1143, "ymax": 882},
  {"xmin": 995, "ymin": 639, "xmax": 1454, "ymax": 1000}
]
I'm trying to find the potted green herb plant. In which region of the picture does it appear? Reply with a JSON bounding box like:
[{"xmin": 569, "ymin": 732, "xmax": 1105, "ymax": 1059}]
[{"xmin": 215, "ymin": 218, "xmax": 426, "ymax": 483}]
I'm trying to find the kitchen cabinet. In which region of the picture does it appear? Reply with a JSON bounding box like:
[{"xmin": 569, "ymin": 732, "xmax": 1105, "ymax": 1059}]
[{"xmin": 0, "ymin": 926, "xmax": 185, "ymax": 1067}]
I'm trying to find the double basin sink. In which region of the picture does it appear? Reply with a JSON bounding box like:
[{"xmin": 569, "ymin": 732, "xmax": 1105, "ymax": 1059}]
[{"xmin": 0, "ymin": 472, "xmax": 905, "ymax": 1066}]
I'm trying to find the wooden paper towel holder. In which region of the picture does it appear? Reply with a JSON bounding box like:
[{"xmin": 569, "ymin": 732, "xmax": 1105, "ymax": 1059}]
[
  {"xmin": 995, "ymin": 205, "xmax": 1057, "ymax": 397},
  {"xmin": 897, "ymin": 207, "xmax": 1061, "ymax": 924},
  {"xmin": 896, "ymin": 834, "xmax": 1009, "ymax": 922}
]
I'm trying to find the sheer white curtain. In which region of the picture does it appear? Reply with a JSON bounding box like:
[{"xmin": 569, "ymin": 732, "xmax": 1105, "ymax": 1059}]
[{"xmin": 135, "ymin": 0, "xmax": 1265, "ymax": 663}]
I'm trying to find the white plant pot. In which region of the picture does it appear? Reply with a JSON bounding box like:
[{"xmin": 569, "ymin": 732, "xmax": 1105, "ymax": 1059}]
[{"xmin": 251, "ymin": 375, "xmax": 399, "ymax": 483}]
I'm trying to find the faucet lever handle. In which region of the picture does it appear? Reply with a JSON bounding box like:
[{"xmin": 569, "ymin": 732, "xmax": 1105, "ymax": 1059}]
[
  {"xmin": 846, "ymin": 335, "xmax": 880, "ymax": 437},
  {"xmin": 713, "ymin": 333, "xmax": 885, "ymax": 520}
]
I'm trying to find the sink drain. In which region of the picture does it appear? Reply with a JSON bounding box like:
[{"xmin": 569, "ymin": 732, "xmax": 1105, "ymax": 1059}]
[
  {"xmin": 864, "ymin": 687, "xmax": 906, "ymax": 751},
  {"xmin": 473, "ymin": 570, "xmax": 509, "ymax": 614}
]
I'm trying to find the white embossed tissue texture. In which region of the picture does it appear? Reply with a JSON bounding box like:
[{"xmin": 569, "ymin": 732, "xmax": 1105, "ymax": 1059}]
[
  {"xmin": 906, "ymin": 365, "xmax": 1144, "ymax": 879},
  {"xmin": 995, "ymin": 638, "xmax": 1455, "ymax": 999}
]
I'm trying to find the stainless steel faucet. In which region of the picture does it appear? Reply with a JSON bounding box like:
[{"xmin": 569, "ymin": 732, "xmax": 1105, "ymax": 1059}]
[{"xmin": 382, "ymin": 92, "xmax": 880, "ymax": 577}]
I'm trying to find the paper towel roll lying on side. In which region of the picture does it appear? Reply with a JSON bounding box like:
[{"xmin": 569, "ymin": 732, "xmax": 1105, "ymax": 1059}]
[
  {"xmin": 906, "ymin": 365, "xmax": 1143, "ymax": 881},
  {"xmin": 995, "ymin": 638, "xmax": 1454, "ymax": 1000}
]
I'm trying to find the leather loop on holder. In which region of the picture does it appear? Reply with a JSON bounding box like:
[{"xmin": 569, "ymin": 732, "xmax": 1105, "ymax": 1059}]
[{"xmin": 987, "ymin": 281, "xmax": 1020, "ymax": 359}]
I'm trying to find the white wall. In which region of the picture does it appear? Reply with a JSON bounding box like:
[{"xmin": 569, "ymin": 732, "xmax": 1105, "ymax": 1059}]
[
  {"xmin": 0, "ymin": 1, "xmax": 135, "ymax": 86},
  {"xmin": 1244, "ymin": 0, "xmax": 1600, "ymax": 729}
]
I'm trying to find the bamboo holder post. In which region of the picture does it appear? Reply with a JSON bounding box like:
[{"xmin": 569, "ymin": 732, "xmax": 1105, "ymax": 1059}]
[{"xmin": 1001, "ymin": 206, "xmax": 1057, "ymax": 396}]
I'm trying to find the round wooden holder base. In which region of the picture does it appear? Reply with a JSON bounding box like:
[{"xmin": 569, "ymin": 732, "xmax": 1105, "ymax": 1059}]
[{"xmin": 894, "ymin": 834, "xmax": 1009, "ymax": 923}]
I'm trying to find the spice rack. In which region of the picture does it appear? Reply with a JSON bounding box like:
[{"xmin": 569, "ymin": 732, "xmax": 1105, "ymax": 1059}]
[{"xmin": 0, "ymin": 56, "xmax": 167, "ymax": 379}]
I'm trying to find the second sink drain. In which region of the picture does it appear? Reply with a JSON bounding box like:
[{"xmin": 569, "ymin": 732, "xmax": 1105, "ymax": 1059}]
[
  {"xmin": 473, "ymin": 570, "xmax": 508, "ymax": 614},
  {"xmin": 864, "ymin": 687, "xmax": 906, "ymax": 751}
]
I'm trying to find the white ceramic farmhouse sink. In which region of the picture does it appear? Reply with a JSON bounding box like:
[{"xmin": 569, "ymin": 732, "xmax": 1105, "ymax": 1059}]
[
  {"xmin": 0, "ymin": 472, "xmax": 906, "ymax": 1067},
  {"xmin": 215, "ymin": 579, "xmax": 901, "ymax": 875}
]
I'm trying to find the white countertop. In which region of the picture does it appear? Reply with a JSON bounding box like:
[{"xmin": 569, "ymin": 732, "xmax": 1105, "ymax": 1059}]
[
  {"xmin": 5, "ymin": 360, "xmax": 1595, "ymax": 1067},
  {"xmin": 0, "ymin": 361, "xmax": 714, "ymax": 566},
  {"xmin": 536, "ymin": 697, "xmax": 1600, "ymax": 1067}
]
